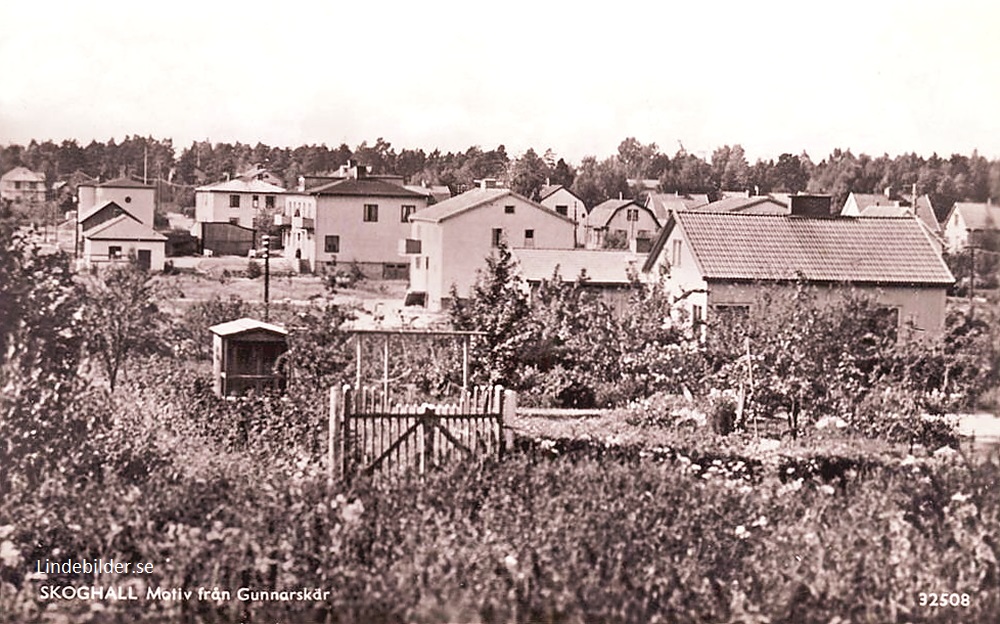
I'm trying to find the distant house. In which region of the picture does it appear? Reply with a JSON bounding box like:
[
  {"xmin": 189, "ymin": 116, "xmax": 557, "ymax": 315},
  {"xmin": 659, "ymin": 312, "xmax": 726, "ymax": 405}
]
[
  {"xmin": 194, "ymin": 177, "xmax": 286, "ymax": 230},
  {"xmin": 404, "ymin": 183, "xmax": 452, "ymax": 205},
  {"xmin": 1, "ymin": 166, "xmax": 47, "ymax": 204},
  {"xmin": 942, "ymin": 202, "xmax": 1000, "ymax": 252},
  {"xmin": 538, "ymin": 184, "xmax": 588, "ymax": 247},
  {"xmin": 405, "ymin": 181, "xmax": 576, "ymax": 311},
  {"xmin": 645, "ymin": 192, "xmax": 710, "ymax": 222},
  {"xmin": 584, "ymin": 198, "xmax": 660, "ymax": 251},
  {"xmin": 841, "ymin": 191, "xmax": 900, "ymax": 217},
  {"xmin": 281, "ymin": 166, "xmax": 429, "ymax": 277},
  {"xmin": 236, "ymin": 164, "xmax": 285, "ymax": 188},
  {"xmin": 642, "ymin": 196, "xmax": 955, "ymax": 340},
  {"xmin": 82, "ymin": 214, "xmax": 167, "ymax": 271},
  {"xmin": 512, "ymin": 248, "xmax": 643, "ymax": 315},
  {"xmin": 209, "ymin": 318, "xmax": 288, "ymax": 397}
]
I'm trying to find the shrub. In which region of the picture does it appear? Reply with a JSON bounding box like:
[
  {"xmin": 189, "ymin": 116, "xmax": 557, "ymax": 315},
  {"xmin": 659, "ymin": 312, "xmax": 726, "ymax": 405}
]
[{"xmin": 246, "ymin": 259, "xmax": 262, "ymax": 279}]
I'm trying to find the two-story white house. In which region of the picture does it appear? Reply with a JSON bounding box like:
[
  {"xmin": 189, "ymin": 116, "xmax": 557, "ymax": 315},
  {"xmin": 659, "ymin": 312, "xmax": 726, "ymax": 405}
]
[
  {"xmin": 0, "ymin": 166, "xmax": 46, "ymax": 204},
  {"xmin": 403, "ymin": 181, "xmax": 577, "ymax": 310},
  {"xmin": 194, "ymin": 178, "xmax": 286, "ymax": 229},
  {"xmin": 281, "ymin": 167, "xmax": 429, "ymax": 278}
]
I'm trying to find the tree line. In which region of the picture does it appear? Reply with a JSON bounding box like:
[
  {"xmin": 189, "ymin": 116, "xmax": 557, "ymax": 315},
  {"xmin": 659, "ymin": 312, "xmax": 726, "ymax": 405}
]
[{"xmin": 3, "ymin": 136, "xmax": 999, "ymax": 220}]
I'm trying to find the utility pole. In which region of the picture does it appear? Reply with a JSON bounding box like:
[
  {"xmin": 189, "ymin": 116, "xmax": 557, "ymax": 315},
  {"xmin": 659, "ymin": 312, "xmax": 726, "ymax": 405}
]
[{"xmin": 262, "ymin": 234, "xmax": 271, "ymax": 321}]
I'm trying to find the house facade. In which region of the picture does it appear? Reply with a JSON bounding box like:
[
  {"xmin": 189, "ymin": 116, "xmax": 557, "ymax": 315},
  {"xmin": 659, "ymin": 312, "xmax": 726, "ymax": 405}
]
[
  {"xmin": 0, "ymin": 166, "xmax": 47, "ymax": 204},
  {"xmin": 538, "ymin": 184, "xmax": 588, "ymax": 247},
  {"xmin": 942, "ymin": 202, "xmax": 1000, "ymax": 252},
  {"xmin": 642, "ymin": 198, "xmax": 954, "ymax": 340},
  {"xmin": 194, "ymin": 178, "xmax": 286, "ymax": 230},
  {"xmin": 82, "ymin": 214, "xmax": 167, "ymax": 271},
  {"xmin": 512, "ymin": 248, "xmax": 643, "ymax": 316},
  {"xmin": 405, "ymin": 183, "xmax": 576, "ymax": 311},
  {"xmin": 78, "ymin": 178, "xmax": 156, "ymax": 227},
  {"xmin": 281, "ymin": 169, "xmax": 429, "ymax": 277},
  {"xmin": 585, "ymin": 199, "xmax": 660, "ymax": 251}
]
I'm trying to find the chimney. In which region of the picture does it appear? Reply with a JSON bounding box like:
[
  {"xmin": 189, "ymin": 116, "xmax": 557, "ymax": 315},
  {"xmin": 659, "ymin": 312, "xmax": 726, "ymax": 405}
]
[
  {"xmin": 789, "ymin": 194, "xmax": 833, "ymax": 218},
  {"xmin": 479, "ymin": 178, "xmax": 498, "ymax": 190},
  {"xmin": 884, "ymin": 186, "xmax": 892, "ymax": 197}
]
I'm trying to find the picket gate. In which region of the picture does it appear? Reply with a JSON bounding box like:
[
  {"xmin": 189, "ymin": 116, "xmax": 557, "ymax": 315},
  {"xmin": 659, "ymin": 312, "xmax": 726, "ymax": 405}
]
[{"xmin": 328, "ymin": 385, "xmax": 514, "ymax": 482}]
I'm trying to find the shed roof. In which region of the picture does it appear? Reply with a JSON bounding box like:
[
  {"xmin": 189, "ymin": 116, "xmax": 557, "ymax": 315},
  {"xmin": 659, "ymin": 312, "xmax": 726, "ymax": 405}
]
[
  {"xmin": 209, "ymin": 317, "xmax": 288, "ymax": 337},
  {"xmin": 643, "ymin": 211, "xmax": 954, "ymax": 285},
  {"xmin": 513, "ymin": 248, "xmax": 643, "ymax": 285}
]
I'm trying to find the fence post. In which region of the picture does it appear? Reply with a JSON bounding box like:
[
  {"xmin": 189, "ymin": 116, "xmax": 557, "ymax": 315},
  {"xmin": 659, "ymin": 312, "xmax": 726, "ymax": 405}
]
[
  {"xmin": 341, "ymin": 385, "xmax": 352, "ymax": 481},
  {"xmin": 328, "ymin": 386, "xmax": 342, "ymax": 487},
  {"xmin": 501, "ymin": 388, "xmax": 517, "ymax": 459}
]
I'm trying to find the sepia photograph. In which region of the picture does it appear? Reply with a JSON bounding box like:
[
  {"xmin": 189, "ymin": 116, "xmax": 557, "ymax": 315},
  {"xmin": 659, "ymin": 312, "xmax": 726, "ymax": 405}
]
[{"xmin": 1, "ymin": 1, "xmax": 999, "ymax": 622}]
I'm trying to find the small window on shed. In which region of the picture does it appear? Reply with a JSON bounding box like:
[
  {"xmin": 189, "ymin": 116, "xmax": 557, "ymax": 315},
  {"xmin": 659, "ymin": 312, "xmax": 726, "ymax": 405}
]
[{"xmin": 504, "ymin": 205, "xmax": 515, "ymax": 214}]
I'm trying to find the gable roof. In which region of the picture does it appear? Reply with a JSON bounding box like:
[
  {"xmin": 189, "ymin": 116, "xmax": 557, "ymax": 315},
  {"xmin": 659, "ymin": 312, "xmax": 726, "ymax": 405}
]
[
  {"xmin": 196, "ymin": 178, "xmax": 286, "ymax": 193},
  {"xmin": 586, "ymin": 198, "xmax": 654, "ymax": 228},
  {"xmin": 643, "ymin": 211, "xmax": 953, "ymax": 285},
  {"xmin": 209, "ymin": 317, "xmax": 288, "ymax": 337},
  {"xmin": 846, "ymin": 193, "xmax": 900, "ymax": 213},
  {"xmin": 308, "ymin": 177, "xmax": 427, "ymax": 199},
  {"xmin": 82, "ymin": 177, "xmax": 154, "ymax": 189},
  {"xmin": 513, "ymin": 248, "xmax": 643, "ymax": 285},
  {"xmin": 947, "ymin": 202, "xmax": 1000, "ymax": 231},
  {"xmin": 410, "ymin": 187, "xmax": 575, "ymax": 224},
  {"xmin": 645, "ymin": 193, "xmax": 709, "ymax": 220},
  {"xmin": 84, "ymin": 214, "xmax": 167, "ymax": 242},
  {"xmin": 79, "ymin": 200, "xmax": 140, "ymax": 227},
  {"xmin": 404, "ymin": 184, "xmax": 452, "ymax": 204},
  {"xmin": 1, "ymin": 166, "xmax": 46, "ymax": 182},
  {"xmin": 693, "ymin": 195, "xmax": 788, "ymax": 215}
]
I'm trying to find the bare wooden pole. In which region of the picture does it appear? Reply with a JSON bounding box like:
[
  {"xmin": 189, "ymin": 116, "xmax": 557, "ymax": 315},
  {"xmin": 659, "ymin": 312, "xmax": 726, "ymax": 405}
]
[
  {"xmin": 383, "ymin": 334, "xmax": 390, "ymax": 409},
  {"xmin": 355, "ymin": 335, "xmax": 362, "ymax": 390}
]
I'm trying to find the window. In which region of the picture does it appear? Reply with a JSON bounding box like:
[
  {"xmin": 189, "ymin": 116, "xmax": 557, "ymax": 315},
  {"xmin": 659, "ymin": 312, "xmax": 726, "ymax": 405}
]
[
  {"xmin": 265, "ymin": 195, "xmax": 275, "ymax": 209},
  {"xmin": 491, "ymin": 228, "xmax": 504, "ymax": 247},
  {"xmin": 524, "ymin": 229, "xmax": 535, "ymax": 247},
  {"xmin": 671, "ymin": 239, "xmax": 683, "ymax": 267},
  {"xmin": 626, "ymin": 208, "xmax": 639, "ymax": 222},
  {"xmin": 324, "ymin": 235, "xmax": 340, "ymax": 253},
  {"xmin": 504, "ymin": 205, "xmax": 515, "ymax": 214},
  {"xmin": 691, "ymin": 305, "xmax": 703, "ymax": 325},
  {"xmin": 229, "ymin": 194, "xmax": 240, "ymax": 208},
  {"xmin": 252, "ymin": 195, "xmax": 260, "ymax": 208},
  {"xmin": 555, "ymin": 205, "xmax": 568, "ymax": 216},
  {"xmin": 383, "ymin": 263, "xmax": 409, "ymax": 280},
  {"xmin": 108, "ymin": 246, "xmax": 122, "ymax": 258},
  {"xmin": 228, "ymin": 217, "xmax": 240, "ymax": 225},
  {"xmin": 364, "ymin": 204, "xmax": 379, "ymax": 222},
  {"xmin": 400, "ymin": 205, "xmax": 417, "ymax": 222},
  {"xmin": 124, "ymin": 196, "xmax": 132, "ymax": 204},
  {"xmin": 13, "ymin": 181, "xmax": 21, "ymax": 190}
]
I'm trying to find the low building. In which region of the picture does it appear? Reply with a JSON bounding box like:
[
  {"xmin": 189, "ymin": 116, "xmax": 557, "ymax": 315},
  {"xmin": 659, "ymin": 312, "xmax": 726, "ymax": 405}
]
[
  {"xmin": 404, "ymin": 181, "xmax": 576, "ymax": 310},
  {"xmin": 0, "ymin": 166, "xmax": 47, "ymax": 204},
  {"xmin": 209, "ymin": 318, "xmax": 288, "ymax": 396},
  {"xmin": 82, "ymin": 213, "xmax": 167, "ymax": 271},
  {"xmin": 642, "ymin": 196, "xmax": 955, "ymax": 340},
  {"xmin": 512, "ymin": 248, "xmax": 643, "ymax": 315}
]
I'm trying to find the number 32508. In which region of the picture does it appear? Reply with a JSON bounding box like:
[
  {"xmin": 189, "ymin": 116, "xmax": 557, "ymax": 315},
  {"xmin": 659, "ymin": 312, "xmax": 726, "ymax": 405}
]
[{"xmin": 919, "ymin": 593, "xmax": 970, "ymax": 607}]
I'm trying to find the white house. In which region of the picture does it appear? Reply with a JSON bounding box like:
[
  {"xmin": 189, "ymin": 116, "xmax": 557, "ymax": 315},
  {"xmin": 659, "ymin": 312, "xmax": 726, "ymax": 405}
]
[
  {"xmin": 538, "ymin": 184, "xmax": 588, "ymax": 247},
  {"xmin": 194, "ymin": 178, "xmax": 286, "ymax": 230},
  {"xmin": 404, "ymin": 181, "xmax": 576, "ymax": 310},
  {"xmin": 82, "ymin": 213, "xmax": 167, "ymax": 271},
  {"xmin": 642, "ymin": 196, "xmax": 954, "ymax": 340},
  {"xmin": 78, "ymin": 177, "xmax": 156, "ymax": 227},
  {"xmin": 942, "ymin": 202, "xmax": 1000, "ymax": 252},
  {"xmin": 281, "ymin": 167, "xmax": 429, "ymax": 277},
  {"xmin": 0, "ymin": 166, "xmax": 46, "ymax": 204},
  {"xmin": 584, "ymin": 198, "xmax": 660, "ymax": 251}
]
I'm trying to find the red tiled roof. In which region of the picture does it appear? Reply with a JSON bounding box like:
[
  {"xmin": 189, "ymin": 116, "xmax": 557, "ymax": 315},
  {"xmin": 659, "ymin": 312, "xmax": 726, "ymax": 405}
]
[{"xmin": 644, "ymin": 212, "xmax": 953, "ymax": 285}]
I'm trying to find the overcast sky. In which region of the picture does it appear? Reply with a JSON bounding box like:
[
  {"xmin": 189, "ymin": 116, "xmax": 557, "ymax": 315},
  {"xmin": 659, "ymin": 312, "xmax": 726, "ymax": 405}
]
[{"xmin": 2, "ymin": 0, "xmax": 999, "ymax": 164}]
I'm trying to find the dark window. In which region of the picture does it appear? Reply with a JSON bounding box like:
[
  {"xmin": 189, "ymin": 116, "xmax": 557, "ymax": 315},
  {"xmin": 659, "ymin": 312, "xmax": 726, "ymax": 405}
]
[
  {"xmin": 555, "ymin": 205, "xmax": 568, "ymax": 216},
  {"xmin": 108, "ymin": 246, "xmax": 122, "ymax": 258},
  {"xmin": 626, "ymin": 208, "xmax": 639, "ymax": 221},
  {"xmin": 265, "ymin": 195, "xmax": 275, "ymax": 209},
  {"xmin": 491, "ymin": 228, "xmax": 504, "ymax": 247},
  {"xmin": 228, "ymin": 217, "xmax": 239, "ymax": 225},
  {"xmin": 400, "ymin": 204, "xmax": 417, "ymax": 222},
  {"xmin": 524, "ymin": 229, "xmax": 535, "ymax": 247},
  {"xmin": 229, "ymin": 194, "xmax": 240, "ymax": 208},
  {"xmin": 364, "ymin": 204, "xmax": 379, "ymax": 222},
  {"xmin": 325, "ymin": 235, "xmax": 340, "ymax": 253},
  {"xmin": 504, "ymin": 205, "xmax": 515, "ymax": 214},
  {"xmin": 252, "ymin": 195, "xmax": 260, "ymax": 208},
  {"xmin": 383, "ymin": 263, "xmax": 409, "ymax": 280}
]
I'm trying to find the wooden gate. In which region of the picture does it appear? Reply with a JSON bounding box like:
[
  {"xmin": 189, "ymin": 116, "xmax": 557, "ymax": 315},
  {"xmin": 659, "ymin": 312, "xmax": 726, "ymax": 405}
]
[{"xmin": 328, "ymin": 385, "xmax": 513, "ymax": 481}]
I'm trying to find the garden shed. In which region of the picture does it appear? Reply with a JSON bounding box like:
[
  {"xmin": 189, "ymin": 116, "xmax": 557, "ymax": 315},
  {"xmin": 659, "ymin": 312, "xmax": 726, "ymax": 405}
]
[{"xmin": 209, "ymin": 318, "xmax": 288, "ymax": 396}]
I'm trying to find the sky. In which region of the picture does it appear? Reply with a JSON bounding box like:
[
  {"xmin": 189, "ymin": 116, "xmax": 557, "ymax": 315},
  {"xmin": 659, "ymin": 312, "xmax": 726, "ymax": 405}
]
[{"xmin": 2, "ymin": 0, "xmax": 999, "ymax": 165}]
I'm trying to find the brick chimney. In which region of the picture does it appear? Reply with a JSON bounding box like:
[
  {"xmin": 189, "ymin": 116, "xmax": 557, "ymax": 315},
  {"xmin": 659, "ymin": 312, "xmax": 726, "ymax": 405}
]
[{"xmin": 789, "ymin": 194, "xmax": 833, "ymax": 218}]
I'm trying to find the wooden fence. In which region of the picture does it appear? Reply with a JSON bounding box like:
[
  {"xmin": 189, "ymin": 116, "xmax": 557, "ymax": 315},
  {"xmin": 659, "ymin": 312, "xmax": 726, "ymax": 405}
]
[{"xmin": 328, "ymin": 385, "xmax": 514, "ymax": 482}]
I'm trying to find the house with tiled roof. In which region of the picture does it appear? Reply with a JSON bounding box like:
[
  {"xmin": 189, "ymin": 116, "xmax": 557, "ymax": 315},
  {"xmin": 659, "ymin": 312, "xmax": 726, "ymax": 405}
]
[
  {"xmin": 642, "ymin": 195, "xmax": 955, "ymax": 339},
  {"xmin": 692, "ymin": 195, "xmax": 790, "ymax": 215},
  {"xmin": 512, "ymin": 248, "xmax": 643, "ymax": 315},
  {"xmin": 942, "ymin": 202, "xmax": 1000, "ymax": 252},
  {"xmin": 538, "ymin": 183, "xmax": 588, "ymax": 247},
  {"xmin": 82, "ymin": 214, "xmax": 168, "ymax": 271},
  {"xmin": 404, "ymin": 180, "xmax": 576, "ymax": 310},
  {"xmin": 1, "ymin": 166, "xmax": 47, "ymax": 204},
  {"xmin": 281, "ymin": 167, "xmax": 429, "ymax": 277},
  {"xmin": 645, "ymin": 193, "xmax": 710, "ymax": 221},
  {"xmin": 585, "ymin": 198, "xmax": 660, "ymax": 251}
]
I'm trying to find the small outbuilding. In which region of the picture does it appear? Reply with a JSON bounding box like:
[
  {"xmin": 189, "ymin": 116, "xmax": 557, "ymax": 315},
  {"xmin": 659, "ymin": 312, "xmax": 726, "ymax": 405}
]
[{"xmin": 208, "ymin": 318, "xmax": 289, "ymax": 396}]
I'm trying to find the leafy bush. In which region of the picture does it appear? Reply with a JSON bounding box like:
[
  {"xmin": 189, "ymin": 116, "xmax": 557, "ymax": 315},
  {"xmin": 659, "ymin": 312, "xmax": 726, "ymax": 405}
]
[{"xmin": 245, "ymin": 259, "xmax": 262, "ymax": 279}]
